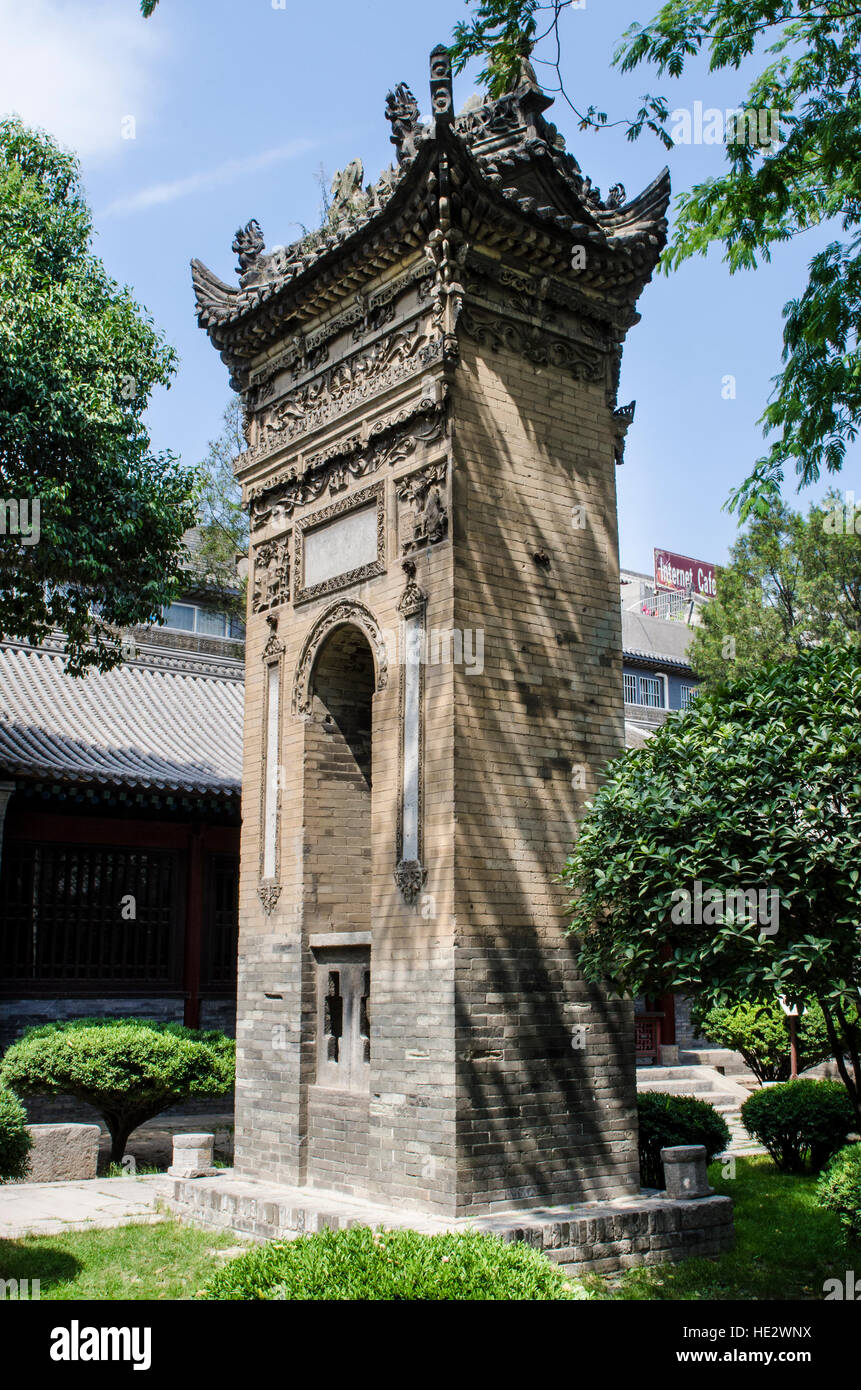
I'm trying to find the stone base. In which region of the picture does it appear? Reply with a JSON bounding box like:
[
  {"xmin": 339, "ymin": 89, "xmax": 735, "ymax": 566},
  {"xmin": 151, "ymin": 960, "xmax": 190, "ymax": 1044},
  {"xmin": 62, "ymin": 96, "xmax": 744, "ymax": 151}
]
[
  {"xmin": 160, "ymin": 1171, "xmax": 734, "ymax": 1277},
  {"xmin": 26, "ymin": 1124, "xmax": 100, "ymax": 1182}
]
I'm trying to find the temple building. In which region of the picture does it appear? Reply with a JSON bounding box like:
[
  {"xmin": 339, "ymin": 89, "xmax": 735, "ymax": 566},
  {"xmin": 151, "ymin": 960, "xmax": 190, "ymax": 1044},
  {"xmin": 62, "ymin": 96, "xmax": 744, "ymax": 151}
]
[{"xmin": 0, "ymin": 555, "xmax": 244, "ymax": 1049}]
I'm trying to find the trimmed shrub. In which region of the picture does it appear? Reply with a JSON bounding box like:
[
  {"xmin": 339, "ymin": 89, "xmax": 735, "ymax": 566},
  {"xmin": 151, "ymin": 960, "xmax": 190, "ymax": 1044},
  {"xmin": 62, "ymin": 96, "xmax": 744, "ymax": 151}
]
[
  {"xmin": 0, "ymin": 1018, "xmax": 234, "ymax": 1163},
  {"xmin": 202, "ymin": 1226, "xmax": 574, "ymax": 1301},
  {"xmin": 694, "ymin": 1000, "xmax": 837, "ymax": 1084},
  {"xmin": 741, "ymin": 1079, "xmax": 855, "ymax": 1173},
  {"xmin": 0, "ymin": 1087, "xmax": 31, "ymax": 1183},
  {"xmin": 637, "ymin": 1092, "xmax": 731, "ymax": 1189},
  {"xmin": 816, "ymin": 1144, "xmax": 861, "ymax": 1242}
]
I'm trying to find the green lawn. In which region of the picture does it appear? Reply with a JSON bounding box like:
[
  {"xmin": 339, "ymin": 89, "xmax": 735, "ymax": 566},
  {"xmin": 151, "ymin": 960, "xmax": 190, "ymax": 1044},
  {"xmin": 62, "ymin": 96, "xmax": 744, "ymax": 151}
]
[
  {"xmin": 0, "ymin": 1221, "xmax": 248, "ymax": 1300},
  {"xmin": 577, "ymin": 1155, "xmax": 859, "ymax": 1301},
  {"xmin": 1, "ymin": 1157, "xmax": 856, "ymax": 1299}
]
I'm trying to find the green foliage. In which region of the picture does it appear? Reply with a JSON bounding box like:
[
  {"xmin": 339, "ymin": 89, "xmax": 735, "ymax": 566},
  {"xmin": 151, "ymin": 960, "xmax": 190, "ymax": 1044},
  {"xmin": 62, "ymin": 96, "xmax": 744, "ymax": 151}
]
[
  {"xmin": 695, "ymin": 1000, "xmax": 837, "ymax": 1084},
  {"xmin": 637, "ymin": 1092, "xmax": 730, "ymax": 1189},
  {"xmin": 0, "ymin": 1087, "xmax": 31, "ymax": 1183},
  {"xmin": 0, "ymin": 118, "xmax": 198, "ymax": 674},
  {"xmin": 816, "ymin": 1143, "xmax": 861, "ymax": 1242},
  {"xmin": 741, "ymin": 1080, "xmax": 855, "ymax": 1173},
  {"xmin": 452, "ymin": 3, "xmax": 861, "ymax": 515},
  {"xmin": 202, "ymin": 1225, "xmax": 574, "ymax": 1301},
  {"xmin": 0, "ymin": 1018, "xmax": 234, "ymax": 1163},
  {"xmin": 563, "ymin": 643, "xmax": 861, "ymax": 1124},
  {"xmin": 690, "ymin": 496, "xmax": 861, "ymax": 688},
  {"xmin": 616, "ymin": 3, "xmax": 861, "ymax": 516},
  {"xmin": 190, "ymin": 397, "xmax": 248, "ymax": 611}
]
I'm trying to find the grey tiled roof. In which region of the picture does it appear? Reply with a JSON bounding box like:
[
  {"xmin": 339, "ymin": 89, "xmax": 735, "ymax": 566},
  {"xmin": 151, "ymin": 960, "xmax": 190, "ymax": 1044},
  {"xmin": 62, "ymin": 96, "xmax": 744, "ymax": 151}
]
[
  {"xmin": 621, "ymin": 609, "xmax": 695, "ymax": 670},
  {"xmin": 0, "ymin": 638, "xmax": 243, "ymax": 796}
]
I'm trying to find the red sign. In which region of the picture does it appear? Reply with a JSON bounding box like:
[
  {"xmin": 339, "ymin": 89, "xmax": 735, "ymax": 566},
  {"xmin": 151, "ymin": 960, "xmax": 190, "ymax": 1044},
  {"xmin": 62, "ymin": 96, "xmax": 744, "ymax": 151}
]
[{"xmin": 654, "ymin": 548, "xmax": 717, "ymax": 599}]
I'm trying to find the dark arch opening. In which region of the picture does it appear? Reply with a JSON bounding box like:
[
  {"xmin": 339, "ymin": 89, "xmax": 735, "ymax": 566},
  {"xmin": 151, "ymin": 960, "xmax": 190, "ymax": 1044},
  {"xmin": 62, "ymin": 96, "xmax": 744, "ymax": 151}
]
[{"xmin": 305, "ymin": 625, "xmax": 375, "ymax": 937}]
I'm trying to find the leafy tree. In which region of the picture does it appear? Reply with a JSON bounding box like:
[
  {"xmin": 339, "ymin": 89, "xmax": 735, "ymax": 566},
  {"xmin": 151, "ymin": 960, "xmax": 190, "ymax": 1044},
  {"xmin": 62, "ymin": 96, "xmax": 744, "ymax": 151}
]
[
  {"xmin": 0, "ymin": 1018, "xmax": 235, "ymax": 1163},
  {"xmin": 0, "ymin": 118, "xmax": 198, "ymax": 674},
  {"xmin": 694, "ymin": 999, "xmax": 837, "ymax": 1083},
  {"xmin": 690, "ymin": 494, "xmax": 861, "ymax": 686},
  {"xmin": 192, "ymin": 397, "xmax": 248, "ymax": 609},
  {"xmin": 450, "ymin": 2, "xmax": 861, "ymax": 517},
  {"xmin": 562, "ymin": 642, "xmax": 861, "ymax": 1127}
]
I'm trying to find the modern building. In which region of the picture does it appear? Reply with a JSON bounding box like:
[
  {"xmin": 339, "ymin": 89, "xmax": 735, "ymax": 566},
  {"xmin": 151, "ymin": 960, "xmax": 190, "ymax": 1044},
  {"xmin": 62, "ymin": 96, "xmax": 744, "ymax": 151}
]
[{"xmin": 619, "ymin": 565, "xmax": 710, "ymax": 1058}]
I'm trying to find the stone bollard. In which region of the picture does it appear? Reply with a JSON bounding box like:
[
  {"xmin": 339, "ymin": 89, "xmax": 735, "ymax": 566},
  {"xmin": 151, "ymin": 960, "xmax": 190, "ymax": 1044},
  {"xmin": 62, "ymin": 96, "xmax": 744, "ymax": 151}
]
[
  {"xmin": 167, "ymin": 1132, "xmax": 219, "ymax": 1179},
  {"xmin": 26, "ymin": 1124, "xmax": 100, "ymax": 1182},
  {"xmin": 660, "ymin": 1144, "xmax": 714, "ymax": 1200}
]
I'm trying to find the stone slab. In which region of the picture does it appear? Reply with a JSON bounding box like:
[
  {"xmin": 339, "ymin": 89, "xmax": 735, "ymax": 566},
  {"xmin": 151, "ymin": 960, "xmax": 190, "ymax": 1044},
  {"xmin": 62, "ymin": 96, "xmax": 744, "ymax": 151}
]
[
  {"xmin": 0, "ymin": 1176, "xmax": 171, "ymax": 1239},
  {"xmin": 26, "ymin": 1124, "xmax": 100, "ymax": 1183}
]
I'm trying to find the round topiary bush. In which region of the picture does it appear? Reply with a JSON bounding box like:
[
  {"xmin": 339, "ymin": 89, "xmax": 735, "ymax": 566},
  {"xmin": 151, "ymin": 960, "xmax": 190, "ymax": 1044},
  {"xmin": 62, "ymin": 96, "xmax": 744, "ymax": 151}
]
[
  {"xmin": 741, "ymin": 1079, "xmax": 855, "ymax": 1173},
  {"xmin": 0, "ymin": 1018, "xmax": 234, "ymax": 1163},
  {"xmin": 202, "ymin": 1227, "xmax": 575, "ymax": 1301},
  {"xmin": 816, "ymin": 1144, "xmax": 861, "ymax": 1242},
  {"xmin": 637, "ymin": 1091, "xmax": 731, "ymax": 1189},
  {"xmin": 0, "ymin": 1087, "xmax": 31, "ymax": 1183}
]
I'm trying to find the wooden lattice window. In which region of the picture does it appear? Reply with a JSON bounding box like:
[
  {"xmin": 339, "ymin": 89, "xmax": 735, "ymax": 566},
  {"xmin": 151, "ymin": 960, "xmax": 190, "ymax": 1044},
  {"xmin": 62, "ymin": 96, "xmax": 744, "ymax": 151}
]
[
  {"xmin": 0, "ymin": 841, "xmax": 180, "ymax": 988},
  {"xmin": 201, "ymin": 853, "xmax": 239, "ymax": 989}
]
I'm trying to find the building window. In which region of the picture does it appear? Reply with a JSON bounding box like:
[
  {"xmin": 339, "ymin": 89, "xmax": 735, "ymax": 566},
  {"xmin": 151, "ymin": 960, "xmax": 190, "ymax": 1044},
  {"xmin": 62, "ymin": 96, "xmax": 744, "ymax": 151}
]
[
  {"xmin": 680, "ymin": 684, "xmax": 698, "ymax": 710},
  {"xmin": 0, "ymin": 843, "xmax": 180, "ymax": 986},
  {"xmin": 201, "ymin": 854, "xmax": 239, "ymax": 989},
  {"xmin": 313, "ymin": 947, "xmax": 371, "ymax": 1091},
  {"xmin": 161, "ymin": 602, "xmax": 245, "ymax": 640},
  {"xmin": 624, "ymin": 673, "xmax": 664, "ymax": 708}
]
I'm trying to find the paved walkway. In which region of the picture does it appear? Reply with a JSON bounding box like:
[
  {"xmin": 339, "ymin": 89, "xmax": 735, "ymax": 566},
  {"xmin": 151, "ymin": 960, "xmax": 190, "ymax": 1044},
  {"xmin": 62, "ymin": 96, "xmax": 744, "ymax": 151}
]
[{"xmin": 0, "ymin": 1175, "xmax": 171, "ymax": 1240}]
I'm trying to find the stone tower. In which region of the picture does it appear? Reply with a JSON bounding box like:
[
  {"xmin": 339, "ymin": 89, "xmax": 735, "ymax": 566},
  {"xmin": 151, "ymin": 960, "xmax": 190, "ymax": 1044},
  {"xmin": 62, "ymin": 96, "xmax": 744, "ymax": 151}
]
[{"xmin": 192, "ymin": 47, "xmax": 669, "ymax": 1217}]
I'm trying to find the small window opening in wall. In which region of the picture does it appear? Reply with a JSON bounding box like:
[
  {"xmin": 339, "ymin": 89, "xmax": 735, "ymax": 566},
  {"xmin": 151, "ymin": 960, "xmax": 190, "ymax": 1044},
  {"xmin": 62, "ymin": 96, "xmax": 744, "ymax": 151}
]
[
  {"xmin": 360, "ymin": 969, "xmax": 371, "ymax": 1066},
  {"xmin": 314, "ymin": 947, "xmax": 370, "ymax": 1091},
  {"xmin": 324, "ymin": 971, "xmax": 343, "ymax": 1062}
]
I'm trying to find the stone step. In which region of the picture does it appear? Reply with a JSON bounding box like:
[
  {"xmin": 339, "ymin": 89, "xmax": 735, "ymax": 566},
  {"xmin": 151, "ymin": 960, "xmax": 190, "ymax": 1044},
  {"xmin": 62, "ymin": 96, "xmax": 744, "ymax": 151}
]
[
  {"xmin": 679, "ymin": 1047, "xmax": 752, "ymax": 1077},
  {"xmin": 636, "ymin": 1066, "xmax": 715, "ymax": 1082}
]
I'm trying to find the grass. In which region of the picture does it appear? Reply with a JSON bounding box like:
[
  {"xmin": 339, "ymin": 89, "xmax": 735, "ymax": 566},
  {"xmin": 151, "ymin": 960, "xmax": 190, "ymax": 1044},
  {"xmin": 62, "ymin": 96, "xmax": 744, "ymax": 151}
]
[
  {"xmin": 0, "ymin": 1221, "xmax": 249, "ymax": 1300},
  {"xmin": 1, "ymin": 1156, "xmax": 857, "ymax": 1300},
  {"xmin": 574, "ymin": 1155, "xmax": 860, "ymax": 1301}
]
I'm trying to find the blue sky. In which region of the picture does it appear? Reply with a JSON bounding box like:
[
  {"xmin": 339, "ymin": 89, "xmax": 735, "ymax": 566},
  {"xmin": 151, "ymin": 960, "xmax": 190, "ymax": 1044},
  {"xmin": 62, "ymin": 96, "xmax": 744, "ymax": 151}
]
[{"xmin": 3, "ymin": 0, "xmax": 856, "ymax": 575}]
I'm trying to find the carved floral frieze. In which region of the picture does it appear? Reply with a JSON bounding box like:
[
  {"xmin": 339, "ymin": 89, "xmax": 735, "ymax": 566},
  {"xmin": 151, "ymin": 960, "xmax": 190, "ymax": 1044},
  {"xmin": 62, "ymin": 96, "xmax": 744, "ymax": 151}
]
[
  {"xmin": 247, "ymin": 398, "xmax": 447, "ymax": 533},
  {"xmin": 252, "ymin": 536, "xmax": 290, "ymax": 612}
]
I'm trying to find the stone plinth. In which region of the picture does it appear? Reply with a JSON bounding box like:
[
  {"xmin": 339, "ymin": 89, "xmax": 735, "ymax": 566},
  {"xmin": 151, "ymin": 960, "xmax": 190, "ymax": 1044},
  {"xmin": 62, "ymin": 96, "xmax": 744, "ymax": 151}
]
[
  {"xmin": 162, "ymin": 1170, "xmax": 734, "ymax": 1276},
  {"xmin": 26, "ymin": 1124, "xmax": 100, "ymax": 1182},
  {"xmin": 660, "ymin": 1144, "xmax": 714, "ymax": 1200},
  {"xmin": 167, "ymin": 1132, "xmax": 219, "ymax": 1179}
]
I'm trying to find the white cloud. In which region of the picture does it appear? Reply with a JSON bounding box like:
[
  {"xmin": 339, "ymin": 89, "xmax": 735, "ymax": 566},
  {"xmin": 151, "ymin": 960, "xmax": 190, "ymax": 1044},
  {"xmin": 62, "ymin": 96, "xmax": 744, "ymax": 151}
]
[
  {"xmin": 0, "ymin": 0, "xmax": 163, "ymax": 161},
  {"xmin": 99, "ymin": 139, "xmax": 316, "ymax": 218}
]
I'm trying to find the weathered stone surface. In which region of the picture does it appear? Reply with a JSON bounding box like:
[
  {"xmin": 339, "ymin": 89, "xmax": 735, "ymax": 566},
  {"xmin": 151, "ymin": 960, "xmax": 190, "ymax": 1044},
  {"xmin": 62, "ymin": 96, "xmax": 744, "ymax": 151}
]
[
  {"xmin": 167, "ymin": 1132, "xmax": 219, "ymax": 1179},
  {"xmin": 26, "ymin": 1124, "xmax": 100, "ymax": 1182},
  {"xmin": 163, "ymin": 1172, "xmax": 734, "ymax": 1273},
  {"xmin": 660, "ymin": 1144, "xmax": 714, "ymax": 1200}
]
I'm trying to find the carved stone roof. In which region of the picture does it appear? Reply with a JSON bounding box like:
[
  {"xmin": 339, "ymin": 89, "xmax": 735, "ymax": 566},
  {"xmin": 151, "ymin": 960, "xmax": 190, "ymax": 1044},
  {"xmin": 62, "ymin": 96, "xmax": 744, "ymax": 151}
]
[
  {"xmin": 0, "ymin": 637, "xmax": 243, "ymax": 796},
  {"xmin": 191, "ymin": 48, "xmax": 669, "ymax": 387}
]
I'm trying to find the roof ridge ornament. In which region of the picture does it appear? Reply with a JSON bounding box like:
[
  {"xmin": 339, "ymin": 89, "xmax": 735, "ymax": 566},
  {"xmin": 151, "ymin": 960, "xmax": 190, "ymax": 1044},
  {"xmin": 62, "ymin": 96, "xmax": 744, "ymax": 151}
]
[
  {"xmin": 385, "ymin": 82, "xmax": 424, "ymax": 164},
  {"xmin": 429, "ymin": 44, "xmax": 453, "ymax": 128},
  {"xmin": 232, "ymin": 219, "xmax": 265, "ymax": 277}
]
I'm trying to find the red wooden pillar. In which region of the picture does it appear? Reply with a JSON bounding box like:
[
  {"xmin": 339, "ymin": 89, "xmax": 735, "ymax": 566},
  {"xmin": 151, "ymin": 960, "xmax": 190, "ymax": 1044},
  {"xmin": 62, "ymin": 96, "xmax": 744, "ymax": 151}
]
[
  {"xmin": 658, "ymin": 989, "xmax": 677, "ymax": 1046},
  {"xmin": 183, "ymin": 824, "xmax": 204, "ymax": 1029}
]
